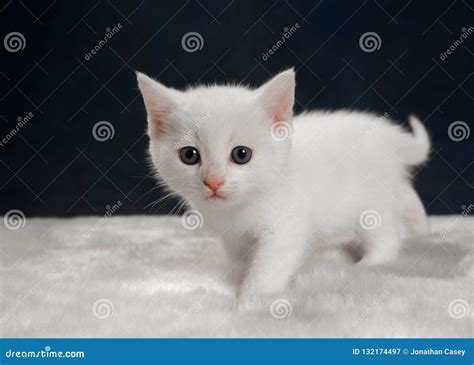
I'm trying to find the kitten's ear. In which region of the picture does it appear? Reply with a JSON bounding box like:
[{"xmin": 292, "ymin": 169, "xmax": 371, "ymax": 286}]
[
  {"xmin": 136, "ymin": 72, "xmax": 176, "ymax": 136},
  {"xmin": 256, "ymin": 68, "xmax": 295, "ymax": 123}
]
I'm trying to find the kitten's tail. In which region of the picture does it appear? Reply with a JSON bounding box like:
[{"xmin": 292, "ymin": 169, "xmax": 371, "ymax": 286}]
[{"xmin": 398, "ymin": 115, "xmax": 431, "ymax": 166}]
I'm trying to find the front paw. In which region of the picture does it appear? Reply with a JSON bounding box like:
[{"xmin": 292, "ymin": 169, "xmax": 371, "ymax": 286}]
[
  {"xmin": 237, "ymin": 290, "xmax": 262, "ymax": 312},
  {"xmin": 237, "ymin": 276, "xmax": 287, "ymax": 312},
  {"xmin": 239, "ymin": 275, "xmax": 286, "ymax": 298}
]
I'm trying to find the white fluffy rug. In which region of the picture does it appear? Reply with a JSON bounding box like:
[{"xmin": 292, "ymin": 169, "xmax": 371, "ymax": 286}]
[{"xmin": 0, "ymin": 215, "xmax": 472, "ymax": 338}]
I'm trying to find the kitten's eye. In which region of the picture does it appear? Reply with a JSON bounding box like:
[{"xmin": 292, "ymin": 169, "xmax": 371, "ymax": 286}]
[
  {"xmin": 179, "ymin": 147, "xmax": 200, "ymax": 165},
  {"xmin": 231, "ymin": 146, "xmax": 252, "ymax": 165}
]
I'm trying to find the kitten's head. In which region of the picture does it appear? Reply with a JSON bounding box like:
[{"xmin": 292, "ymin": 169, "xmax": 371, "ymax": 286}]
[{"xmin": 137, "ymin": 69, "xmax": 295, "ymax": 209}]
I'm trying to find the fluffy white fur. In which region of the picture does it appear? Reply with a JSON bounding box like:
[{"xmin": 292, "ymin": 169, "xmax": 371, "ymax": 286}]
[
  {"xmin": 137, "ymin": 69, "xmax": 431, "ymax": 298},
  {"xmin": 1, "ymin": 216, "xmax": 472, "ymax": 337}
]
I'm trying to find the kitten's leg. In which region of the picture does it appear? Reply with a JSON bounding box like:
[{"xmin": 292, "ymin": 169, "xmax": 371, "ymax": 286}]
[
  {"xmin": 359, "ymin": 213, "xmax": 401, "ymax": 265},
  {"xmin": 222, "ymin": 233, "xmax": 255, "ymax": 264},
  {"xmin": 240, "ymin": 227, "xmax": 307, "ymax": 296},
  {"xmin": 400, "ymin": 187, "xmax": 429, "ymax": 237},
  {"xmin": 221, "ymin": 233, "xmax": 255, "ymax": 288}
]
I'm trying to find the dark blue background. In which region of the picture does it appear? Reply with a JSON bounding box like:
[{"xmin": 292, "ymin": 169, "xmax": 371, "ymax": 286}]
[{"xmin": 0, "ymin": 0, "xmax": 472, "ymax": 217}]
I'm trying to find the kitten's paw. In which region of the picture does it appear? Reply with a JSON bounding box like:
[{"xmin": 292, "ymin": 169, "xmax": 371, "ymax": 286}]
[
  {"xmin": 359, "ymin": 251, "xmax": 398, "ymax": 265},
  {"xmin": 237, "ymin": 278, "xmax": 288, "ymax": 312},
  {"xmin": 237, "ymin": 292, "xmax": 263, "ymax": 312},
  {"xmin": 240, "ymin": 274, "xmax": 287, "ymax": 297}
]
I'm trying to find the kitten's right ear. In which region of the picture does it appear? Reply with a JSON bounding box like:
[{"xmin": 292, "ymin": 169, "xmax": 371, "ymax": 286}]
[{"xmin": 136, "ymin": 72, "xmax": 176, "ymax": 136}]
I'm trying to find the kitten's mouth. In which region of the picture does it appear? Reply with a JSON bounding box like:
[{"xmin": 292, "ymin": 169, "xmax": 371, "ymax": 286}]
[{"xmin": 207, "ymin": 192, "xmax": 226, "ymax": 200}]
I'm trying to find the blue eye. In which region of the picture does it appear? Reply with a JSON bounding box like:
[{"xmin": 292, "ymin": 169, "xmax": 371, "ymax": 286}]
[
  {"xmin": 179, "ymin": 147, "xmax": 200, "ymax": 165},
  {"xmin": 231, "ymin": 146, "xmax": 252, "ymax": 164}
]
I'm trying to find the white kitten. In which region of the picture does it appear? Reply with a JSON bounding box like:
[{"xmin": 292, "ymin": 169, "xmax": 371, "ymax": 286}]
[{"xmin": 137, "ymin": 69, "xmax": 430, "ymax": 296}]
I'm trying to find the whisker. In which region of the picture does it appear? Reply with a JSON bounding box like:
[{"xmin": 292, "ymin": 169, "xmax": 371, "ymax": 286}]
[
  {"xmin": 144, "ymin": 191, "xmax": 178, "ymax": 210},
  {"xmin": 146, "ymin": 187, "xmax": 194, "ymax": 213},
  {"xmin": 133, "ymin": 184, "xmax": 163, "ymax": 206}
]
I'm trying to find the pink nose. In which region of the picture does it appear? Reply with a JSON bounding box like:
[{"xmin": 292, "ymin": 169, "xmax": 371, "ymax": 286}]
[{"xmin": 203, "ymin": 178, "xmax": 224, "ymax": 192}]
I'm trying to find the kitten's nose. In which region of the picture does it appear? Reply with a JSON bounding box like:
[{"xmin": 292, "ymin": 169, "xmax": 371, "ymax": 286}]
[{"xmin": 203, "ymin": 178, "xmax": 224, "ymax": 192}]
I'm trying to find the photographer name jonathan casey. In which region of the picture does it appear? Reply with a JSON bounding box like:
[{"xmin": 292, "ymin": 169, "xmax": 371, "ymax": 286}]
[{"xmin": 410, "ymin": 348, "xmax": 465, "ymax": 357}]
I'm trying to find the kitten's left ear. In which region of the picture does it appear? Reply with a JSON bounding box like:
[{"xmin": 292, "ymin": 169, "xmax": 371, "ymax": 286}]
[{"xmin": 256, "ymin": 68, "xmax": 295, "ymax": 123}]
